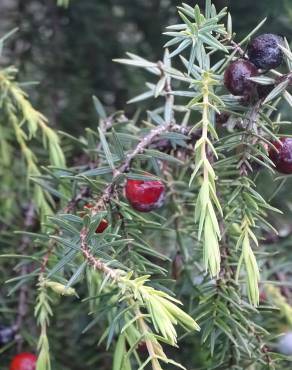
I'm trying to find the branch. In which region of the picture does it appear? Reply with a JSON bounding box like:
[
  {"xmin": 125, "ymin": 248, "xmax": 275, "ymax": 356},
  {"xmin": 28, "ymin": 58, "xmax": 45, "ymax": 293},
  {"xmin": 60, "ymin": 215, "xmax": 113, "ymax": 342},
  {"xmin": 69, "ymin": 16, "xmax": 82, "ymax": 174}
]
[
  {"xmin": 80, "ymin": 226, "xmax": 121, "ymax": 280},
  {"xmin": 91, "ymin": 123, "xmax": 192, "ymax": 214},
  {"xmin": 229, "ymin": 39, "xmax": 247, "ymax": 58},
  {"xmin": 15, "ymin": 202, "xmax": 37, "ymax": 351}
]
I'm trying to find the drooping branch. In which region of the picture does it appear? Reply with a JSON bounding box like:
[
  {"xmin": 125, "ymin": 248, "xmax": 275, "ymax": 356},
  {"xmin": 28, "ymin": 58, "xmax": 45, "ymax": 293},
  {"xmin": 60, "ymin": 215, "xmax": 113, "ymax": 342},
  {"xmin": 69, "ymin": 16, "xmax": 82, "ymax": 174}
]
[{"xmin": 91, "ymin": 122, "xmax": 193, "ymax": 214}]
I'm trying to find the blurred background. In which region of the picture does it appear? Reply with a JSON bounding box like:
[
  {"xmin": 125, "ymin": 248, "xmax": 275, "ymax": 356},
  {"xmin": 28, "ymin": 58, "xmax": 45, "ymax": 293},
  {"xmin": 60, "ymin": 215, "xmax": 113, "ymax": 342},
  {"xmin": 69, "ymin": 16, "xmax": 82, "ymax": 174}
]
[{"xmin": 0, "ymin": 0, "xmax": 291, "ymax": 135}]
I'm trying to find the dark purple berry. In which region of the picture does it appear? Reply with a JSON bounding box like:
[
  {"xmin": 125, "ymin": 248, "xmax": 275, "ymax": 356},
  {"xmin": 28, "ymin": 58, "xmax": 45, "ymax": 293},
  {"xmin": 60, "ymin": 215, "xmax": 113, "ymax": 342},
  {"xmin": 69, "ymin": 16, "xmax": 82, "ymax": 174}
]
[
  {"xmin": 248, "ymin": 34, "xmax": 284, "ymax": 70},
  {"xmin": 269, "ymin": 137, "xmax": 292, "ymax": 174},
  {"xmin": 224, "ymin": 59, "xmax": 258, "ymax": 98},
  {"xmin": 0, "ymin": 325, "xmax": 16, "ymax": 346}
]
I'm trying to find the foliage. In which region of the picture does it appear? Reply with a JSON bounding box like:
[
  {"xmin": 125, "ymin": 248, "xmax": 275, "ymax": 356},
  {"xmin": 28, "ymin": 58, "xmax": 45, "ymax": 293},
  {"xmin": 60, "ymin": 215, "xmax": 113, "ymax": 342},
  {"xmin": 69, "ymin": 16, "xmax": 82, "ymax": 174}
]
[
  {"xmin": 0, "ymin": 31, "xmax": 65, "ymax": 221},
  {"xmin": 0, "ymin": 1, "xmax": 292, "ymax": 370},
  {"xmin": 1, "ymin": 0, "xmax": 290, "ymax": 134}
]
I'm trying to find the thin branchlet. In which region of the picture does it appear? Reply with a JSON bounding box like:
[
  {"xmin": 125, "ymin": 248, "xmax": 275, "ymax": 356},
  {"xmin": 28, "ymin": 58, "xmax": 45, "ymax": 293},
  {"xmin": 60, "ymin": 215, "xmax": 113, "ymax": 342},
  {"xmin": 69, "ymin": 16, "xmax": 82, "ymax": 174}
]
[{"xmin": 80, "ymin": 226, "xmax": 121, "ymax": 280}]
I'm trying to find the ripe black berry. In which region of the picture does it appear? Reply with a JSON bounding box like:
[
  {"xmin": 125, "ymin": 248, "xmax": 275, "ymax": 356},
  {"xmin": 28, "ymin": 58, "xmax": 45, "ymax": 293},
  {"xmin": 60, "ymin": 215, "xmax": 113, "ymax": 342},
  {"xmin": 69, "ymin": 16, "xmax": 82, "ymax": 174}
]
[
  {"xmin": 224, "ymin": 59, "xmax": 258, "ymax": 98},
  {"xmin": 269, "ymin": 137, "xmax": 292, "ymax": 174},
  {"xmin": 248, "ymin": 34, "xmax": 284, "ymax": 70}
]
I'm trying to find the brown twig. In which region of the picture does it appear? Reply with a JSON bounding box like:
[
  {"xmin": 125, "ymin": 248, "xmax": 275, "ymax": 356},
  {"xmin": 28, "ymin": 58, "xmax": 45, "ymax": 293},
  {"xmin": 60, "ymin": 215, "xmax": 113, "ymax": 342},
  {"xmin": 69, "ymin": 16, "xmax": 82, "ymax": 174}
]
[
  {"xmin": 277, "ymin": 71, "xmax": 292, "ymax": 86},
  {"xmin": 80, "ymin": 227, "xmax": 120, "ymax": 280},
  {"xmin": 229, "ymin": 39, "xmax": 247, "ymax": 58},
  {"xmin": 255, "ymin": 332, "xmax": 273, "ymax": 367},
  {"xmin": 15, "ymin": 202, "xmax": 37, "ymax": 351},
  {"xmin": 40, "ymin": 240, "xmax": 56, "ymax": 275},
  {"xmin": 237, "ymin": 99, "xmax": 264, "ymax": 175}
]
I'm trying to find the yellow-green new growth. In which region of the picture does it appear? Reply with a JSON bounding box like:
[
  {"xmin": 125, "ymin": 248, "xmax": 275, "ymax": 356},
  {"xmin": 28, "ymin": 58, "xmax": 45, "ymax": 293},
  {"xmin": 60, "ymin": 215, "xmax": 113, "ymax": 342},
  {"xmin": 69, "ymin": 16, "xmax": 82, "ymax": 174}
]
[
  {"xmin": 236, "ymin": 217, "xmax": 260, "ymax": 306},
  {"xmin": 115, "ymin": 274, "xmax": 200, "ymax": 370},
  {"xmin": 0, "ymin": 65, "xmax": 66, "ymax": 219},
  {"xmin": 120, "ymin": 274, "xmax": 200, "ymax": 346},
  {"xmin": 190, "ymin": 71, "xmax": 223, "ymax": 277},
  {"xmin": 44, "ymin": 280, "xmax": 78, "ymax": 297},
  {"xmin": 35, "ymin": 283, "xmax": 53, "ymax": 370}
]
